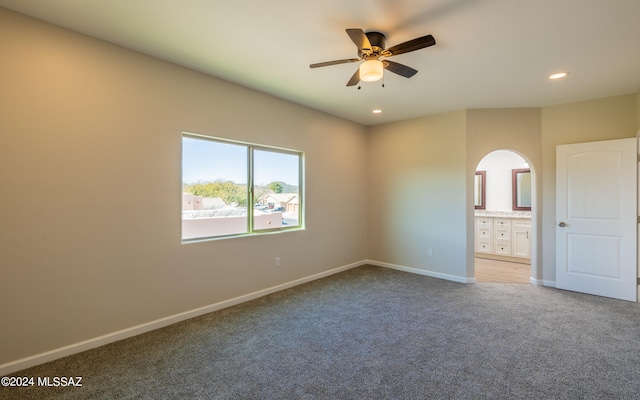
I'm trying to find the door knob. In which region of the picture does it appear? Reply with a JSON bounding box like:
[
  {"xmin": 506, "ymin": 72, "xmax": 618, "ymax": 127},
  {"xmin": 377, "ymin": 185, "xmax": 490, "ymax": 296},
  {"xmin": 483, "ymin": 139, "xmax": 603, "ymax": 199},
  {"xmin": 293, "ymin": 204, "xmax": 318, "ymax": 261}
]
[{"xmin": 558, "ymin": 222, "xmax": 567, "ymax": 227}]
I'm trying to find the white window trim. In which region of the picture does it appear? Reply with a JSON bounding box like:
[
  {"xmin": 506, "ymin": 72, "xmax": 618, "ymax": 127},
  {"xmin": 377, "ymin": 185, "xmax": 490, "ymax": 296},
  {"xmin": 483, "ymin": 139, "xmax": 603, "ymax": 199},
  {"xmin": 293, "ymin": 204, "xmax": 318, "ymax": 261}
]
[{"xmin": 181, "ymin": 132, "xmax": 304, "ymax": 242}]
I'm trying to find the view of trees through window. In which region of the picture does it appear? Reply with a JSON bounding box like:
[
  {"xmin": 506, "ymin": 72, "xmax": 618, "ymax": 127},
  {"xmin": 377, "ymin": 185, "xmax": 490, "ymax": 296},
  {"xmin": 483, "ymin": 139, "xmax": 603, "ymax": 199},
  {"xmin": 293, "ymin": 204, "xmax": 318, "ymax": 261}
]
[{"xmin": 182, "ymin": 134, "xmax": 302, "ymax": 240}]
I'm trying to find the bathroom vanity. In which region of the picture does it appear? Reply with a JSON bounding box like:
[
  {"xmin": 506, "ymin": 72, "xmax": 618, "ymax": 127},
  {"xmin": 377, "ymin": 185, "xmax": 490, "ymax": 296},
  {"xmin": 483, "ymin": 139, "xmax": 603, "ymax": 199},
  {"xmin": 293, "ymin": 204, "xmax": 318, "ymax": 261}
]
[{"xmin": 474, "ymin": 211, "xmax": 531, "ymax": 263}]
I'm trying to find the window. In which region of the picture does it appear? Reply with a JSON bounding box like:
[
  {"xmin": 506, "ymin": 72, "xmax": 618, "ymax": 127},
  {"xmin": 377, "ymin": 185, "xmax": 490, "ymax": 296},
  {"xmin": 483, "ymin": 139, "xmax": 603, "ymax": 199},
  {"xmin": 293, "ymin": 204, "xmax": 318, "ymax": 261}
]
[{"xmin": 181, "ymin": 133, "xmax": 303, "ymax": 241}]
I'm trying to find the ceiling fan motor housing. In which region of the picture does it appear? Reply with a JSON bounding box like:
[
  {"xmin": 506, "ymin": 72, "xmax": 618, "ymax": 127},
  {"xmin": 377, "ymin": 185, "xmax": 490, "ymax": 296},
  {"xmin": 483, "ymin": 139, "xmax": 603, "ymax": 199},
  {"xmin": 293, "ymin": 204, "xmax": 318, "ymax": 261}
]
[{"xmin": 360, "ymin": 31, "xmax": 386, "ymax": 58}]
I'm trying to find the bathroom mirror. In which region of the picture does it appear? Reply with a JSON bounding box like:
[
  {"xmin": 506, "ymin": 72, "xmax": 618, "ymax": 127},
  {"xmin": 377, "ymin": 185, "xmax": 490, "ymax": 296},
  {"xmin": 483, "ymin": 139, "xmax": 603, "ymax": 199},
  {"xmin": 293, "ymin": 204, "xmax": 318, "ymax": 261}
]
[
  {"xmin": 474, "ymin": 171, "xmax": 486, "ymax": 210},
  {"xmin": 512, "ymin": 168, "xmax": 531, "ymax": 210}
]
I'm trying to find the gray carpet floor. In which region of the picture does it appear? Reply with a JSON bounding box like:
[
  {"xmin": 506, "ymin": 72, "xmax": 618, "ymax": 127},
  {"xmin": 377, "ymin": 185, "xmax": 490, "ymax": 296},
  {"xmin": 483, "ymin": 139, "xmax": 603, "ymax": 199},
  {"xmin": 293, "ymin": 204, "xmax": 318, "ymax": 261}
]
[{"xmin": 3, "ymin": 265, "xmax": 640, "ymax": 399}]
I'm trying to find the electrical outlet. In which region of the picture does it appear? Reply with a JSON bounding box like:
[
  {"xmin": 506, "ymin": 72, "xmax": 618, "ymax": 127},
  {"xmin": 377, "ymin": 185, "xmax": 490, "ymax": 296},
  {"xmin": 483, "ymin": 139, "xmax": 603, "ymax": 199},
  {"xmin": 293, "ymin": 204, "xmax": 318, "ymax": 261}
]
[
  {"xmin": 275, "ymin": 257, "xmax": 281, "ymax": 267},
  {"xmin": 427, "ymin": 248, "xmax": 433, "ymax": 257}
]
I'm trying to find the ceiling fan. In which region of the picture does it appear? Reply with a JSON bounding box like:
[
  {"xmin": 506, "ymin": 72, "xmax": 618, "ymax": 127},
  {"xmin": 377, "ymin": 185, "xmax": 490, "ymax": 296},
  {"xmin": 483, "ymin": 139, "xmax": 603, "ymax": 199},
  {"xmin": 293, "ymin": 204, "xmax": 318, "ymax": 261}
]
[{"xmin": 310, "ymin": 28, "xmax": 436, "ymax": 87}]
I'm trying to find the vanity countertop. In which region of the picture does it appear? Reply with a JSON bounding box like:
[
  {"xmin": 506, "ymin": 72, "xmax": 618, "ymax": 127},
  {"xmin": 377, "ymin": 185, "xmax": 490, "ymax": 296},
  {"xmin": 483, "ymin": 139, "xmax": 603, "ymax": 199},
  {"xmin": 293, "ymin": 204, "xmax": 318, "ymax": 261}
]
[{"xmin": 475, "ymin": 210, "xmax": 531, "ymax": 219}]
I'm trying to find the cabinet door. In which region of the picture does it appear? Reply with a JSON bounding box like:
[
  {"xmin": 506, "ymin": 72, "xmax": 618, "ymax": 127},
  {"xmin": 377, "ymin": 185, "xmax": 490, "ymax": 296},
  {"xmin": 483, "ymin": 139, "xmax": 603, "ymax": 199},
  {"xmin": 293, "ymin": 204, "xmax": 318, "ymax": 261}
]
[{"xmin": 511, "ymin": 219, "xmax": 531, "ymax": 259}]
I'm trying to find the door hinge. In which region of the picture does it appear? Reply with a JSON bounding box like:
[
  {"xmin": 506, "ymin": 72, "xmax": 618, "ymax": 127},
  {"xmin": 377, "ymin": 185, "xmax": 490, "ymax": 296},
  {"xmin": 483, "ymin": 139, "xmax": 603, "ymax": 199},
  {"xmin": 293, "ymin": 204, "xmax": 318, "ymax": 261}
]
[{"xmin": 637, "ymin": 277, "xmax": 640, "ymax": 286}]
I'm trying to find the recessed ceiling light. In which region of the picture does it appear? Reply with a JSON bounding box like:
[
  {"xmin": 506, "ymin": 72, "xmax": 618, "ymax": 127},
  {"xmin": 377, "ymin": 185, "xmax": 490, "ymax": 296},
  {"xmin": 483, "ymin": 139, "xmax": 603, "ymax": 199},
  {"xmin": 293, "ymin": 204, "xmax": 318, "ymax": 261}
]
[
  {"xmin": 372, "ymin": 109, "xmax": 382, "ymax": 114},
  {"xmin": 549, "ymin": 72, "xmax": 569, "ymax": 80}
]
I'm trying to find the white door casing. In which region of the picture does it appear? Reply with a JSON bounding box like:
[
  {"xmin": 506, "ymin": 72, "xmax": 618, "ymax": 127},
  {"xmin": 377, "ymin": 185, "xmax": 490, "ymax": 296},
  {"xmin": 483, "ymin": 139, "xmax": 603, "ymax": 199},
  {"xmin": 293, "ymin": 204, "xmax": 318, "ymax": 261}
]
[{"xmin": 556, "ymin": 138, "xmax": 637, "ymax": 301}]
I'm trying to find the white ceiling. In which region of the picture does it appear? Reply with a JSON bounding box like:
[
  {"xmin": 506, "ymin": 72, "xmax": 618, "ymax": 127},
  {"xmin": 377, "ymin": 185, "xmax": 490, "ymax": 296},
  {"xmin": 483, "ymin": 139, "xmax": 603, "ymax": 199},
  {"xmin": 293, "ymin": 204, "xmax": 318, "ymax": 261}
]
[{"xmin": 1, "ymin": 0, "xmax": 639, "ymax": 125}]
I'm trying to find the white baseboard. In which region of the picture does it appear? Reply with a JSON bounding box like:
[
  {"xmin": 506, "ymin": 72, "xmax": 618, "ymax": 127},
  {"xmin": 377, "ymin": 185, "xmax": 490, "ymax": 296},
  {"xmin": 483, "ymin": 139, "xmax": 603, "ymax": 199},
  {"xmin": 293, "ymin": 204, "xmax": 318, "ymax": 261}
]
[
  {"xmin": 368, "ymin": 260, "xmax": 558, "ymax": 288},
  {"xmin": 529, "ymin": 277, "xmax": 556, "ymax": 287},
  {"xmin": 0, "ymin": 260, "xmax": 366, "ymax": 376},
  {"xmin": 367, "ymin": 260, "xmax": 473, "ymax": 283}
]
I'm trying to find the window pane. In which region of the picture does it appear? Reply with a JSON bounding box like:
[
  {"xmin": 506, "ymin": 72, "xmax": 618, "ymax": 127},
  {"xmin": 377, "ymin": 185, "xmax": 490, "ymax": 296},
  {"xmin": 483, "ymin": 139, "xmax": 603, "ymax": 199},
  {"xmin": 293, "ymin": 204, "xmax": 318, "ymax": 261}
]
[
  {"xmin": 253, "ymin": 149, "xmax": 300, "ymax": 230},
  {"xmin": 182, "ymin": 136, "xmax": 248, "ymax": 239}
]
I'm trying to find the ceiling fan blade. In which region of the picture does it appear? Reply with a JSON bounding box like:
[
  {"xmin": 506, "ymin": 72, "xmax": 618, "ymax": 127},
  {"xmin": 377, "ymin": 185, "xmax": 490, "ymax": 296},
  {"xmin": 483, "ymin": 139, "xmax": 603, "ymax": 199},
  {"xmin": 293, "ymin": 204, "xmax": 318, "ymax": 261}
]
[
  {"xmin": 346, "ymin": 28, "xmax": 372, "ymax": 53},
  {"xmin": 310, "ymin": 58, "xmax": 360, "ymax": 68},
  {"xmin": 346, "ymin": 69, "xmax": 360, "ymax": 86},
  {"xmin": 385, "ymin": 34, "xmax": 436, "ymax": 57},
  {"xmin": 383, "ymin": 60, "xmax": 418, "ymax": 78}
]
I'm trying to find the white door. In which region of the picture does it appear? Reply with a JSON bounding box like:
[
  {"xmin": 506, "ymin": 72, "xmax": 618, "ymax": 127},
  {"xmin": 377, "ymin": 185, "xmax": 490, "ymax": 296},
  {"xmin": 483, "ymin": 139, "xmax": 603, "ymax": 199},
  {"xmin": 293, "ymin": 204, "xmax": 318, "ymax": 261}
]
[{"xmin": 556, "ymin": 137, "xmax": 637, "ymax": 301}]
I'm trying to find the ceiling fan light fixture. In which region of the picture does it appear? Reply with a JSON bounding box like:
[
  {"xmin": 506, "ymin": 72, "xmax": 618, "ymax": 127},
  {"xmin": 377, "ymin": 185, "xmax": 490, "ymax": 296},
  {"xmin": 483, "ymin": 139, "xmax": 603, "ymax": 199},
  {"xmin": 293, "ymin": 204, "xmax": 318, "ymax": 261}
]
[{"xmin": 360, "ymin": 59, "xmax": 384, "ymax": 82}]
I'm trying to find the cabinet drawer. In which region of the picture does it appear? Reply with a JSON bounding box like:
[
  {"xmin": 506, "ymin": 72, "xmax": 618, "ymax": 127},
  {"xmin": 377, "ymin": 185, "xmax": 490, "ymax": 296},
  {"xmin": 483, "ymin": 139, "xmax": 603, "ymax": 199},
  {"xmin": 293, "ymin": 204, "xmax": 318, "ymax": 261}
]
[
  {"xmin": 477, "ymin": 227, "xmax": 492, "ymax": 239},
  {"xmin": 494, "ymin": 218, "xmax": 511, "ymax": 227},
  {"xmin": 476, "ymin": 240, "xmax": 492, "ymax": 254},
  {"xmin": 494, "ymin": 242, "xmax": 511, "ymax": 255},
  {"xmin": 476, "ymin": 218, "xmax": 493, "ymax": 227},
  {"xmin": 494, "ymin": 227, "xmax": 511, "ymax": 241}
]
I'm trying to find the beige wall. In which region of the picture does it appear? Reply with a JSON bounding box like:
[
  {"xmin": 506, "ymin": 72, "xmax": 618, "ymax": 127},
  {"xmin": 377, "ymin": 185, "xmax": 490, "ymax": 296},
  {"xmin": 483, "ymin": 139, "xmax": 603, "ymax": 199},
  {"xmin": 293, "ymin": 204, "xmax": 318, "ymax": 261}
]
[
  {"xmin": 0, "ymin": 9, "xmax": 368, "ymax": 367},
  {"xmin": 367, "ymin": 111, "xmax": 468, "ymax": 279}
]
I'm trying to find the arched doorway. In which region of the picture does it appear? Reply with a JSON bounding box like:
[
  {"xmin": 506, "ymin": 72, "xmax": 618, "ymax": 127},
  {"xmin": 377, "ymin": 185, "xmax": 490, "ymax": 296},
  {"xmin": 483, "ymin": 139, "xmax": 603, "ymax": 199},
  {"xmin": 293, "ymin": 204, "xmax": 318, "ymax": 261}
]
[{"xmin": 473, "ymin": 150, "xmax": 535, "ymax": 283}]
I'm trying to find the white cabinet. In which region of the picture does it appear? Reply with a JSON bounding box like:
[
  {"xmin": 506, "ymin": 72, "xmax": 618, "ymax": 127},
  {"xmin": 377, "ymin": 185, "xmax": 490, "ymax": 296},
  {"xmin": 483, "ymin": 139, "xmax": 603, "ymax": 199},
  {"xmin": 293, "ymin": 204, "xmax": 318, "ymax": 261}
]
[
  {"xmin": 474, "ymin": 216, "xmax": 530, "ymax": 260},
  {"xmin": 493, "ymin": 219, "xmax": 511, "ymax": 256},
  {"xmin": 475, "ymin": 217, "xmax": 493, "ymax": 254}
]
